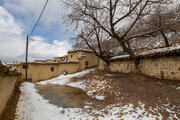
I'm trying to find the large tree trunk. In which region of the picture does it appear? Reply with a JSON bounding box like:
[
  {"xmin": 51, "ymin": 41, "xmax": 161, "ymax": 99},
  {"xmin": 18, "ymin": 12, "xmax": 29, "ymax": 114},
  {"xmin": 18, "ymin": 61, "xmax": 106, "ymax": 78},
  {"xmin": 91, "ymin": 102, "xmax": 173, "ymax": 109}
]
[
  {"xmin": 117, "ymin": 38, "xmax": 139, "ymax": 68},
  {"xmin": 99, "ymin": 55, "xmax": 110, "ymax": 65},
  {"xmin": 160, "ymin": 30, "xmax": 170, "ymax": 47}
]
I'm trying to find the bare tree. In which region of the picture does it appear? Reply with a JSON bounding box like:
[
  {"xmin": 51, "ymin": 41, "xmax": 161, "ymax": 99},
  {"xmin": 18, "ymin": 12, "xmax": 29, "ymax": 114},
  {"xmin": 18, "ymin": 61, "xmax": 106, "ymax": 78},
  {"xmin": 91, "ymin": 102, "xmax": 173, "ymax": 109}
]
[
  {"xmin": 145, "ymin": 4, "xmax": 177, "ymax": 47},
  {"xmin": 61, "ymin": 0, "xmax": 173, "ymax": 67},
  {"xmin": 73, "ymin": 20, "xmax": 118, "ymax": 64}
]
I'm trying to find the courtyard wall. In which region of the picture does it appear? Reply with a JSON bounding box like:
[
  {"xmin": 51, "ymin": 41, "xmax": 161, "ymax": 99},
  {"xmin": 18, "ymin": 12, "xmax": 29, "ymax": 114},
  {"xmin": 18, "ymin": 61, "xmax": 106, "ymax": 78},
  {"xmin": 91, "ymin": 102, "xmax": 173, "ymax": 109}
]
[
  {"xmin": 110, "ymin": 56, "xmax": 180, "ymax": 80},
  {"xmin": 0, "ymin": 75, "xmax": 21, "ymax": 114}
]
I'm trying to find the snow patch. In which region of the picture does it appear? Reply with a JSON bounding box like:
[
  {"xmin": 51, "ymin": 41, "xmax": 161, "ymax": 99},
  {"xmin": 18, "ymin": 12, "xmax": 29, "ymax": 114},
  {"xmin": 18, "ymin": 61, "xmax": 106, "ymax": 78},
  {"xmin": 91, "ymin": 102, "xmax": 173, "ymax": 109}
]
[
  {"xmin": 37, "ymin": 68, "xmax": 96, "ymax": 86},
  {"xmin": 111, "ymin": 45, "xmax": 180, "ymax": 60},
  {"xmin": 176, "ymin": 87, "xmax": 180, "ymax": 90},
  {"xmin": 15, "ymin": 82, "xmax": 95, "ymax": 120},
  {"xmin": 15, "ymin": 68, "xmax": 179, "ymax": 120},
  {"xmin": 16, "ymin": 82, "xmax": 166, "ymax": 120},
  {"xmin": 111, "ymin": 55, "xmax": 130, "ymax": 59},
  {"xmin": 37, "ymin": 68, "xmax": 106, "ymax": 100}
]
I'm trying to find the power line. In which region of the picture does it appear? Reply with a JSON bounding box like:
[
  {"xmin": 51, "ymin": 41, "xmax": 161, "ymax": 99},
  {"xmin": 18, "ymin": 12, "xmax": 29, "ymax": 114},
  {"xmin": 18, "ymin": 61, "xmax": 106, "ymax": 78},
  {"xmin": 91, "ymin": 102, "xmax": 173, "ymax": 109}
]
[
  {"xmin": 29, "ymin": 38, "xmax": 70, "ymax": 48},
  {"xmin": 29, "ymin": 0, "xmax": 49, "ymax": 36}
]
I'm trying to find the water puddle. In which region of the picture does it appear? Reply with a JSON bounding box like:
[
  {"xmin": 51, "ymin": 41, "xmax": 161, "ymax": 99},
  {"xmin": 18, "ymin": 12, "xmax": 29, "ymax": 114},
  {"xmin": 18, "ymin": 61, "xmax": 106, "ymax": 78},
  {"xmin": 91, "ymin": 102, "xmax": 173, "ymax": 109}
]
[{"xmin": 35, "ymin": 84, "xmax": 96, "ymax": 108}]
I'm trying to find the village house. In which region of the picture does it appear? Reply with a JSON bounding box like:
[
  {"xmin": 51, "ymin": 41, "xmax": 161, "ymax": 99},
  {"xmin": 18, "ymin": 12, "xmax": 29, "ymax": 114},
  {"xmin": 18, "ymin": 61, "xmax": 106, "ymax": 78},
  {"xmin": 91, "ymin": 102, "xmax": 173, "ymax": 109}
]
[
  {"xmin": 34, "ymin": 60, "xmax": 45, "ymax": 63},
  {"xmin": 54, "ymin": 55, "xmax": 68, "ymax": 62},
  {"xmin": 11, "ymin": 50, "xmax": 98, "ymax": 82}
]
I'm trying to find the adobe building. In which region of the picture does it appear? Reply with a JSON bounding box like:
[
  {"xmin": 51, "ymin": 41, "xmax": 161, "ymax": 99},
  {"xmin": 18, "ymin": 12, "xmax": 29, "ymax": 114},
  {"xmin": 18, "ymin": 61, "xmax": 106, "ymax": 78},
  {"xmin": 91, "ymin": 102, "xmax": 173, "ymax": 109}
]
[
  {"xmin": 45, "ymin": 59, "xmax": 57, "ymax": 63},
  {"xmin": 11, "ymin": 50, "xmax": 98, "ymax": 82},
  {"xmin": 54, "ymin": 55, "xmax": 68, "ymax": 62},
  {"xmin": 34, "ymin": 60, "xmax": 45, "ymax": 63}
]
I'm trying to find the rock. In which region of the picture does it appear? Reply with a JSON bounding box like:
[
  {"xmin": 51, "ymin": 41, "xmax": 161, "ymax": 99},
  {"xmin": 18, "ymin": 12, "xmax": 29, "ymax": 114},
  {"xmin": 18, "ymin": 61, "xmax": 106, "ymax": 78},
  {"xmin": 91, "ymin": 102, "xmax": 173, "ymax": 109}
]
[
  {"xmin": 60, "ymin": 110, "xmax": 65, "ymax": 114},
  {"xmin": 103, "ymin": 110, "xmax": 108, "ymax": 114},
  {"xmin": 94, "ymin": 114, "xmax": 100, "ymax": 119}
]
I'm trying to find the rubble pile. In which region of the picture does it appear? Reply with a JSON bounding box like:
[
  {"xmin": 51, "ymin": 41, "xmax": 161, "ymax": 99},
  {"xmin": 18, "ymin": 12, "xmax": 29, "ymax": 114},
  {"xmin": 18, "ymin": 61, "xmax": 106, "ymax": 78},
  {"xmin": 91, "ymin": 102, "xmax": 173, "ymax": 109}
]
[
  {"xmin": 0, "ymin": 61, "xmax": 20, "ymax": 76},
  {"xmin": 86, "ymin": 75, "xmax": 118, "ymax": 99}
]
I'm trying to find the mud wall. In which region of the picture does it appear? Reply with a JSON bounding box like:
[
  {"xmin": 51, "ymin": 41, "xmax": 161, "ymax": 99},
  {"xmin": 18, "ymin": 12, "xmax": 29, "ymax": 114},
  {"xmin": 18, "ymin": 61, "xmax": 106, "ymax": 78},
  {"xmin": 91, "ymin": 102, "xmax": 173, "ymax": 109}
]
[
  {"xmin": 58, "ymin": 63, "xmax": 80, "ymax": 75},
  {"xmin": 110, "ymin": 56, "xmax": 180, "ymax": 80},
  {"xmin": 27, "ymin": 64, "xmax": 59, "ymax": 82},
  {"xmin": 83, "ymin": 52, "xmax": 98, "ymax": 69},
  {"xmin": 12, "ymin": 63, "xmax": 80, "ymax": 83},
  {"xmin": 12, "ymin": 57, "xmax": 98, "ymax": 83},
  {"xmin": 0, "ymin": 75, "xmax": 21, "ymax": 114},
  {"xmin": 98, "ymin": 58, "xmax": 108, "ymax": 70}
]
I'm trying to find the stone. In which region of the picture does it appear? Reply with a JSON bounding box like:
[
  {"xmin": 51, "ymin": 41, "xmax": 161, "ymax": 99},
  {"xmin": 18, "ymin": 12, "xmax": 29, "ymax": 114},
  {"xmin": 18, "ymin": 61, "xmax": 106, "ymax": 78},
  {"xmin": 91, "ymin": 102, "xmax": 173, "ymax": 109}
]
[{"xmin": 103, "ymin": 110, "xmax": 108, "ymax": 114}]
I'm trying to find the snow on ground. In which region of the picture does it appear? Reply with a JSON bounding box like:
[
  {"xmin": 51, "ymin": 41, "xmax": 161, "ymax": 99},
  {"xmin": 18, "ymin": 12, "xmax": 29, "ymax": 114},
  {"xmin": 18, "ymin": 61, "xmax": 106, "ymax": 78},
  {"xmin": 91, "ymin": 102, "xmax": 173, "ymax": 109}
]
[
  {"xmin": 37, "ymin": 68, "xmax": 106, "ymax": 100},
  {"xmin": 15, "ymin": 82, "xmax": 95, "ymax": 120},
  {"xmin": 176, "ymin": 87, "xmax": 180, "ymax": 90},
  {"xmin": 37, "ymin": 68, "xmax": 95, "ymax": 90},
  {"xmin": 105, "ymin": 74, "xmax": 115, "ymax": 77},
  {"xmin": 15, "ymin": 82, "xmax": 163, "ymax": 120},
  {"xmin": 15, "ymin": 68, "xmax": 178, "ymax": 120}
]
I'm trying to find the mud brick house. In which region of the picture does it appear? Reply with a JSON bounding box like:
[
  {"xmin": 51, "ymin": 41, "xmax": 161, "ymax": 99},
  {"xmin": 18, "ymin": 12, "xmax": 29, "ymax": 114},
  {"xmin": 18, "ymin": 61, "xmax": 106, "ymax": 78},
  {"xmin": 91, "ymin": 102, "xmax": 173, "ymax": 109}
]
[
  {"xmin": 11, "ymin": 50, "xmax": 98, "ymax": 82},
  {"xmin": 54, "ymin": 55, "xmax": 68, "ymax": 62}
]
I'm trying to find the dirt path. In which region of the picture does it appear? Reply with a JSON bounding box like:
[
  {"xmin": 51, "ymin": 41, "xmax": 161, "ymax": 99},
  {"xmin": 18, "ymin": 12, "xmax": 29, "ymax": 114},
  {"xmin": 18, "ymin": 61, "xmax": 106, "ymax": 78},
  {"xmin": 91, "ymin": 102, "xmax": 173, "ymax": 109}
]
[
  {"xmin": 12, "ymin": 69, "xmax": 180, "ymax": 120},
  {"xmin": 70, "ymin": 70, "xmax": 180, "ymax": 119},
  {"xmin": 0, "ymin": 82, "xmax": 21, "ymax": 120}
]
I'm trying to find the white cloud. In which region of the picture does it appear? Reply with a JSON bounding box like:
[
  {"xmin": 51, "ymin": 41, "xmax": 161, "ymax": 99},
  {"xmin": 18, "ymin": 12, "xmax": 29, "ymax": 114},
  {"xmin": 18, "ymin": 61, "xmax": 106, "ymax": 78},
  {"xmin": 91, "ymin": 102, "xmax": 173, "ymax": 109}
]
[
  {"xmin": 0, "ymin": 6, "xmax": 72, "ymax": 63},
  {"xmin": 29, "ymin": 36, "xmax": 71, "ymax": 58},
  {"xmin": 0, "ymin": 6, "xmax": 25, "ymax": 57},
  {"xmin": 2, "ymin": 0, "xmax": 65, "ymax": 30}
]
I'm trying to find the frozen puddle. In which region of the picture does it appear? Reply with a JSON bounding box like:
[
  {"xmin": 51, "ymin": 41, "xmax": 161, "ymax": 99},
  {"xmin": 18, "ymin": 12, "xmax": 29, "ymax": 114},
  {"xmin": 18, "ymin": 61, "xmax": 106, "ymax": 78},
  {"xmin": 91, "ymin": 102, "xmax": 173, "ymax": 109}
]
[{"xmin": 35, "ymin": 84, "xmax": 96, "ymax": 108}]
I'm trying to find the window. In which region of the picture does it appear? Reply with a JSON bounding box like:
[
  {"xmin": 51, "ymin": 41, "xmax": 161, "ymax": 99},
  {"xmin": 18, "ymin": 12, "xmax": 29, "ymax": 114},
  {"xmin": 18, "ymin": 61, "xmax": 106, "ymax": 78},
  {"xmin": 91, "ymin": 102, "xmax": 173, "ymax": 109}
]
[
  {"xmin": 23, "ymin": 65, "xmax": 28, "ymax": 69},
  {"xmin": 85, "ymin": 61, "xmax": 88, "ymax": 68},
  {"xmin": 51, "ymin": 67, "xmax": 54, "ymax": 72},
  {"xmin": 71, "ymin": 55, "xmax": 73, "ymax": 58}
]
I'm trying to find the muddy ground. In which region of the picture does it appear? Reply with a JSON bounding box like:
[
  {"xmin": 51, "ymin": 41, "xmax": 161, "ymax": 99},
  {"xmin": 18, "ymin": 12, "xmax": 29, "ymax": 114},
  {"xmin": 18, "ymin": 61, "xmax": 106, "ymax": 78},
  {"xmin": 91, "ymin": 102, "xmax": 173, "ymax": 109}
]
[
  {"xmin": 69, "ymin": 70, "xmax": 180, "ymax": 119},
  {"xmin": 1, "ymin": 69, "xmax": 180, "ymax": 120}
]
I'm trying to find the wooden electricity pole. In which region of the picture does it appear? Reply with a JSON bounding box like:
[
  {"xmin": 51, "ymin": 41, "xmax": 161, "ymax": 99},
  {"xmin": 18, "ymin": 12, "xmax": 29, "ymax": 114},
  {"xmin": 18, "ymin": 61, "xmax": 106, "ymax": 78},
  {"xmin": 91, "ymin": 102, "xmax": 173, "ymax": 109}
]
[{"xmin": 25, "ymin": 35, "xmax": 29, "ymax": 81}]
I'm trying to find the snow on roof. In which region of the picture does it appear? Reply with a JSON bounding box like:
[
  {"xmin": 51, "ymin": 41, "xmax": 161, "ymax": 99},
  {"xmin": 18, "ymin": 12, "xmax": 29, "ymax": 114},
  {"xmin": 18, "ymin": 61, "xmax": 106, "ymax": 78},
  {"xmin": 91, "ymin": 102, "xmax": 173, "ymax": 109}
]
[
  {"xmin": 111, "ymin": 45, "xmax": 180, "ymax": 61},
  {"xmin": 139, "ymin": 45, "xmax": 180, "ymax": 56},
  {"xmin": 111, "ymin": 55, "xmax": 130, "ymax": 60}
]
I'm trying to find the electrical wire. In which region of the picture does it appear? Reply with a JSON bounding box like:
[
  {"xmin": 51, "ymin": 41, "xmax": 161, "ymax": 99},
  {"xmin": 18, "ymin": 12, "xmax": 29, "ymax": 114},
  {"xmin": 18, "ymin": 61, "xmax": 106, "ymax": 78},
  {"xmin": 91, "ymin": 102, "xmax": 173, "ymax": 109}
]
[{"xmin": 29, "ymin": 0, "xmax": 49, "ymax": 36}]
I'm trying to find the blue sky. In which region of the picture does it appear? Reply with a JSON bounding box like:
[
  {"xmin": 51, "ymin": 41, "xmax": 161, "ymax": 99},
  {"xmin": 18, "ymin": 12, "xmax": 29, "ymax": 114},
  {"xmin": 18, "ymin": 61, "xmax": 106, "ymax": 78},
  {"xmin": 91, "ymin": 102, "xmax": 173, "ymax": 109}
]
[
  {"xmin": 0, "ymin": 0, "xmax": 74, "ymax": 63},
  {"xmin": 0, "ymin": 0, "xmax": 74, "ymax": 43}
]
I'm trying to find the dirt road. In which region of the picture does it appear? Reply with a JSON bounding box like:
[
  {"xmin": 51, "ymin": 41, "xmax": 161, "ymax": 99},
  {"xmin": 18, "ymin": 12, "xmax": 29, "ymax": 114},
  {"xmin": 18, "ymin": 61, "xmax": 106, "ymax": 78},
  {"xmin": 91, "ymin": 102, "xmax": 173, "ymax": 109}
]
[
  {"xmin": 2, "ymin": 69, "xmax": 180, "ymax": 120},
  {"xmin": 69, "ymin": 70, "xmax": 180, "ymax": 119}
]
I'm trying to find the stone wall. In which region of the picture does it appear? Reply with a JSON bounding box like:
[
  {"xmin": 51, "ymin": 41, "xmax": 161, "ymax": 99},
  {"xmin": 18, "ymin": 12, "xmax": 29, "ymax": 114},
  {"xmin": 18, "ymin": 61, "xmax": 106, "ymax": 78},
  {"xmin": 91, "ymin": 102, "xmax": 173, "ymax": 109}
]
[
  {"xmin": 110, "ymin": 56, "xmax": 180, "ymax": 80},
  {"xmin": 139, "ymin": 56, "xmax": 180, "ymax": 80},
  {"xmin": 110, "ymin": 60, "xmax": 135, "ymax": 73},
  {"xmin": 0, "ymin": 75, "xmax": 21, "ymax": 114}
]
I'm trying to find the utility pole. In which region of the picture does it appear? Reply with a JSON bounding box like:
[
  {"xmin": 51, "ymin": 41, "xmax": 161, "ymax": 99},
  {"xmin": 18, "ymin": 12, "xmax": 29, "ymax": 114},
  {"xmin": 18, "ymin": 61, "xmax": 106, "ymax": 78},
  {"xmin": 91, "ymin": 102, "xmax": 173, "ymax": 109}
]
[{"xmin": 25, "ymin": 35, "xmax": 29, "ymax": 81}]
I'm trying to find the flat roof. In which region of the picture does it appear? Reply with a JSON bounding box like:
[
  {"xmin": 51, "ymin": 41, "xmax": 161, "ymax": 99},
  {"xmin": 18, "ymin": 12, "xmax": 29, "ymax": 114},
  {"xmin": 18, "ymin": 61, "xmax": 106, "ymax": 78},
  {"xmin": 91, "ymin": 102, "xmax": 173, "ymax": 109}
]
[
  {"xmin": 11, "ymin": 61, "xmax": 79, "ymax": 65},
  {"xmin": 54, "ymin": 55, "xmax": 68, "ymax": 59},
  {"xmin": 68, "ymin": 49, "xmax": 94, "ymax": 53},
  {"xmin": 110, "ymin": 46, "xmax": 180, "ymax": 61}
]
